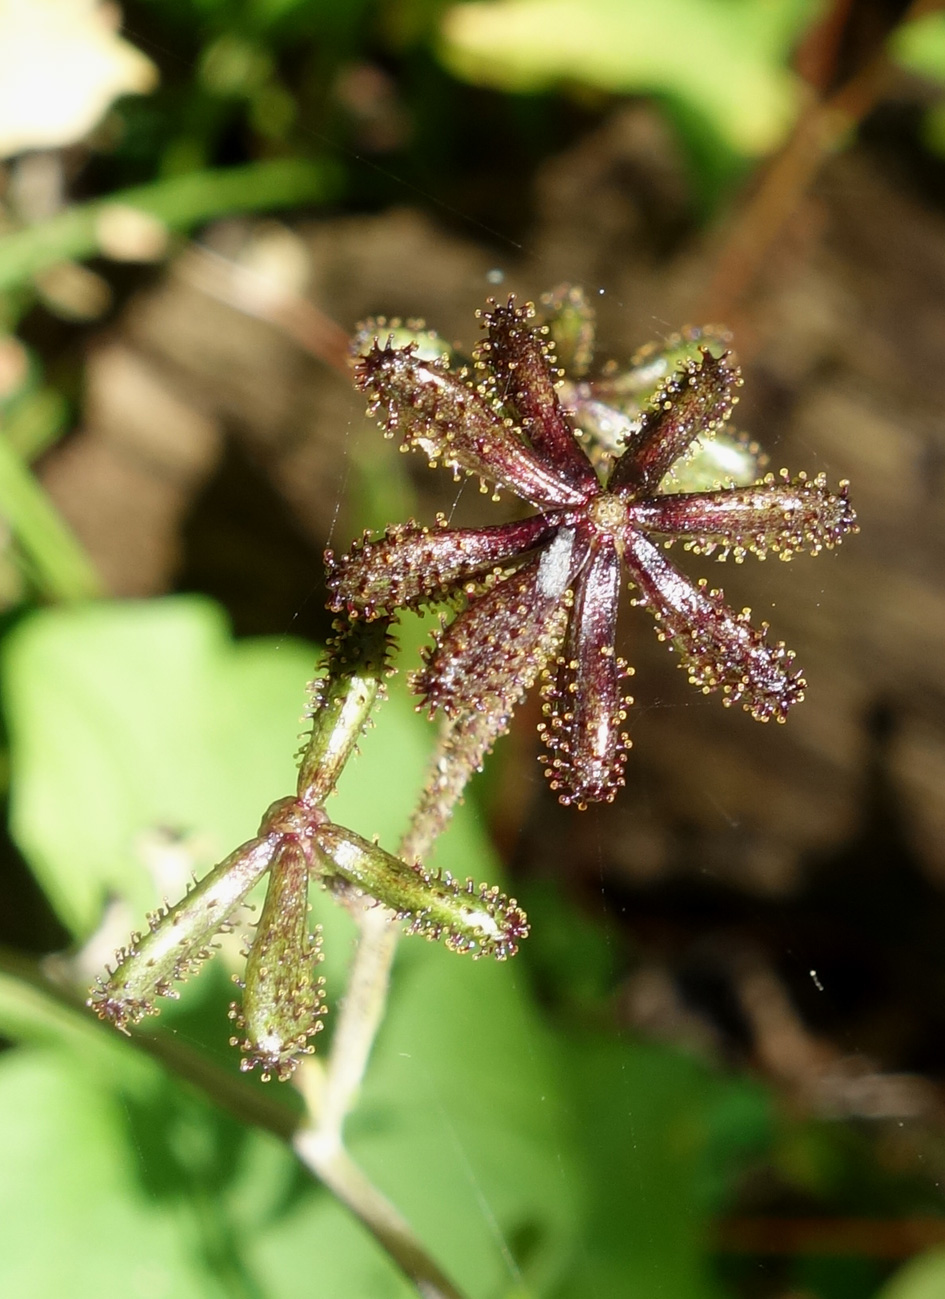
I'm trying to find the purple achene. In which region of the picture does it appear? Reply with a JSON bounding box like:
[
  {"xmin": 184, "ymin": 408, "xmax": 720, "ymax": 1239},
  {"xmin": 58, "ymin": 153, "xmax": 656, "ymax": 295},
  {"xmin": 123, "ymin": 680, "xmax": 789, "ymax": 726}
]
[{"xmin": 328, "ymin": 297, "xmax": 857, "ymax": 809}]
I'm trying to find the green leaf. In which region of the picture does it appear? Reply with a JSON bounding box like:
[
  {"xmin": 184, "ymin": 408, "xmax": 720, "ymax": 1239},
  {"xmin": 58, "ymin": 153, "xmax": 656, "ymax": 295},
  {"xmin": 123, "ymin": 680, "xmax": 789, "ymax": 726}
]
[
  {"xmin": 892, "ymin": 13, "xmax": 945, "ymax": 84},
  {"xmin": 880, "ymin": 1249, "xmax": 945, "ymax": 1299},
  {"xmin": 0, "ymin": 1047, "xmax": 217, "ymax": 1299},
  {"xmin": 352, "ymin": 939, "xmax": 579, "ymax": 1297},
  {"xmin": 1, "ymin": 596, "xmax": 316, "ymax": 936},
  {"xmin": 550, "ymin": 1039, "xmax": 731, "ymax": 1299},
  {"xmin": 0, "ymin": 1032, "xmax": 421, "ymax": 1299},
  {"xmin": 438, "ymin": 0, "xmax": 815, "ymax": 156}
]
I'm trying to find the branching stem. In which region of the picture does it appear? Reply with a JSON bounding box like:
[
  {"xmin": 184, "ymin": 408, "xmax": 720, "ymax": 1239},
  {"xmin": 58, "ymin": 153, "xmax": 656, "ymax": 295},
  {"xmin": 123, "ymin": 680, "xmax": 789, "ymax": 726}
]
[
  {"xmin": 301, "ymin": 899, "xmax": 399, "ymax": 1140},
  {"xmin": 291, "ymin": 710, "xmax": 504, "ymax": 1296},
  {"xmin": 299, "ymin": 709, "xmax": 504, "ymax": 1142},
  {"xmin": 293, "ymin": 1127, "xmax": 464, "ymax": 1299}
]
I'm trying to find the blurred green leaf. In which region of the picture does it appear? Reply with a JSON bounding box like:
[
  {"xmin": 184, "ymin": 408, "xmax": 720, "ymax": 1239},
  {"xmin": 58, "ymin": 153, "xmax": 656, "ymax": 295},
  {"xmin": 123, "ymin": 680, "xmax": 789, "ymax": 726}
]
[
  {"xmin": 514, "ymin": 876, "xmax": 620, "ymax": 1007},
  {"xmin": 354, "ymin": 939, "xmax": 579, "ymax": 1297},
  {"xmin": 0, "ymin": 1015, "xmax": 419, "ymax": 1298},
  {"xmin": 892, "ymin": 13, "xmax": 945, "ymax": 84},
  {"xmin": 438, "ymin": 0, "xmax": 816, "ymax": 156},
  {"xmin": 1, "ymin": 596, "xmax": 315, "ymax": 936},
  {"xmin": 1, "ymin": 384, "xmax": 69, "ymax": 461},
  {"xmin": 880, "ymin": 1249, "xmax": 945, "ymax": 1299},
  {"xmin": 0, "ymin": 1047, "xmax": 217, "ymax": 1298},
  {"xmin": 551, "ymin": 1038, "xmax": 734, "ymax": 1299},
  {"xmin": 795, "ymin": 1255, "xmax": 884, "ymax": 1299}
]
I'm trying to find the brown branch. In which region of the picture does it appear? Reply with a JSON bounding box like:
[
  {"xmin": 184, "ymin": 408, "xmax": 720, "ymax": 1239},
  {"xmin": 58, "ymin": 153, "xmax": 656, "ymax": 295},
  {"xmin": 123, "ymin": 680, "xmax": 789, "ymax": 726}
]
[
  {"xmin": 178, "ymin": 244, "xmax": 351, "ymax": 377},
  {"xmin": 698, "ymin": 0, "xmax": 942, "ymax": 332}
]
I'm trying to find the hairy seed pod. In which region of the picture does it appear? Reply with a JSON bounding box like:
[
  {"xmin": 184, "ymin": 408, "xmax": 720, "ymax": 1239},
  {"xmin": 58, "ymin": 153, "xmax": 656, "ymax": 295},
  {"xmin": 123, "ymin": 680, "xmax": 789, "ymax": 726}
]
[
  {"xmin": 88, "ymin": 833, "xmax": 279, "ymax": 1032},
  {"xmin": 315, "ymin": 824, "xmax": 529, "ymax": 960},
  {"xmin": 231, "ymin": 841, "xmax": 326, "ymax": 1082}
]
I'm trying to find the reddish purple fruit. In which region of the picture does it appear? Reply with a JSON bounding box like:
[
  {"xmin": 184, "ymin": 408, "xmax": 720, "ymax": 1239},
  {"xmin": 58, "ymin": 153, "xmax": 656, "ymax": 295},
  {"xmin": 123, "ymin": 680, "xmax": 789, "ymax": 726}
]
[{"xmin": 329, "ymin": 297, "xmax": 857, "ymax": 809}]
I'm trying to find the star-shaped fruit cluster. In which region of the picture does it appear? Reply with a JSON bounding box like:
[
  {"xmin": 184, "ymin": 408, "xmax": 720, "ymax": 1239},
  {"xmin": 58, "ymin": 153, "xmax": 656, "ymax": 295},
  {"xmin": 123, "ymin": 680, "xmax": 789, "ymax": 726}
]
[{"xmin": 328, "ymin": 290, "xmax": 857, "ymax": 808}]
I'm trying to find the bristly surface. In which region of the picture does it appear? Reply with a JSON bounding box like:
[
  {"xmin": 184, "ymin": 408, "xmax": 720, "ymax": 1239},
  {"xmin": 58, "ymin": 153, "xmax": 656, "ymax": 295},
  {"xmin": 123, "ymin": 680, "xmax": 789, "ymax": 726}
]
[{"xmin": 328, "ymin": 294, "xmax": 858, "ymax": 809}]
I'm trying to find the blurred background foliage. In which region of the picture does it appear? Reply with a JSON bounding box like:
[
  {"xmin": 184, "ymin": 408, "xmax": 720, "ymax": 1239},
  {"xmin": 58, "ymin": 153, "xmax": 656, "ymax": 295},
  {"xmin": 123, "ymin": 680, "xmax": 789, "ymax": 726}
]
[{"xmin": 2, "ymin": 1, "xmax": 945, "ymax": 1297}]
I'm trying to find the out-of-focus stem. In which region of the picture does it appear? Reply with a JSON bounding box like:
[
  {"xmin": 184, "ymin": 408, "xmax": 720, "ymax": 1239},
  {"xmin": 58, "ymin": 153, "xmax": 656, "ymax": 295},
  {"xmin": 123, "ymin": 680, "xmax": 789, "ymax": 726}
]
[
  {"xmin": 0, "ymin": 426, "xmax": 103, "ymax": 601},
  {"xmin": 697, "ymin": 0, "xmax": 940, "ymax": 332},
  {"xmin": 698, "ymin": 91, "xmax": 851, "ymax": 328},
  {"xmin": 0, "ymin": 158, "xmax": 340, "ymax": 293},
  {"xmin": 400, "ymin": 712, "xmax": 505, "ymax": 866},
  {"xmin": 297, "ymin": 901, "xmax": 399, "ymax": 1141}
]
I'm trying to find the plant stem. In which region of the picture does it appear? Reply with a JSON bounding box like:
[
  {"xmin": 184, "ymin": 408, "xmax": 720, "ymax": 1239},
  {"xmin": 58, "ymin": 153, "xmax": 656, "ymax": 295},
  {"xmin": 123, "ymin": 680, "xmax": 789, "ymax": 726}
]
[
  {"xmin": 296, "ymin": 619, "xmax": 390, "ymax": 806},
  {"xmin": 0, "ymin": 158, "xmax": 340, "ymax": 293},
  {"xmin": 400, "ymin": 712, "xmax": 505, "ymax": 866},
  {"xmin": 291, "ymin": 712, "xmax": 497, "ymax": 1299},
  {"xmin": 300, "ymin": 710, "xmax": 503, "ymax": 1145},
  {"xmin": 0, "ymin": 426, "xmax": 103, "ymax": 600},
  {"xmin": 0, "ymin": 944, "xmax": 298, "ymax": 1140},
  {"xmin": 301, "ymin": 900, "xmax": 400, "ymax": 1136},
  {"xmin": 293, "ymin": 1124, "xmax": 465, "ymax": 1299},
  {"xmin": 697, "ymin": 0, "xmax": 919, "ymax": 331}
]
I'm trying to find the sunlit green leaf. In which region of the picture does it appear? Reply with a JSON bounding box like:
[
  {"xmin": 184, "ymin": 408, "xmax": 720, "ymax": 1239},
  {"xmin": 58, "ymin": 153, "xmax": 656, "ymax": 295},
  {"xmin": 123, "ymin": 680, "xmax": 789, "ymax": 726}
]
[
  {"xmin": 438, "ymin": 0, "xmax": 816, "ymax": 156},
  {"xmin": 0, "ymin": 1047, "xmax": 215, "ymax": 1298},
  {"xmin": 892, "ymin": 13, "xmax": 945, "ymax": 84},
  {"xmin": 1, "ymin": 596, "xmax": 315, "ymax": 936},
  {"xmin": 879, "ymin": 1249, "xmax": 945, "ymax": 1299}
]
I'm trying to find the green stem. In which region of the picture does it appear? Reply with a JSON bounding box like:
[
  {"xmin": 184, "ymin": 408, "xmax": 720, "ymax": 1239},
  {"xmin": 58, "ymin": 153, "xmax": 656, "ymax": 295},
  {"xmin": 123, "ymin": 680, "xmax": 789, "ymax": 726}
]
[
  {"xmin": 296, "ymin": 620, "xmax": 391, "ymax": 806},
  {"xmin": 0, "ymin": 945, "xmax": 296, "ymax": 1140},
  {"xmin": 300, "ymin": 902, "xmax": 400, "ymax": 1139},
  {"xmin": 400, "ymin": 712, "xmax": 506, "ymax": 865},
  {"xmin": 300, "ymin": 710, "xmax": 498, "ymax": 1148},
  {"xmin": 293, "ymin": 1127, "xmax": 466, "ymax": 1299},
  {"xmin": 0, "ymin": 427, "xmax": 102, "ymax": 601},
  {"xmin": 0, "ymin": 158, "xmax": 340, "ymax": 293}
]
